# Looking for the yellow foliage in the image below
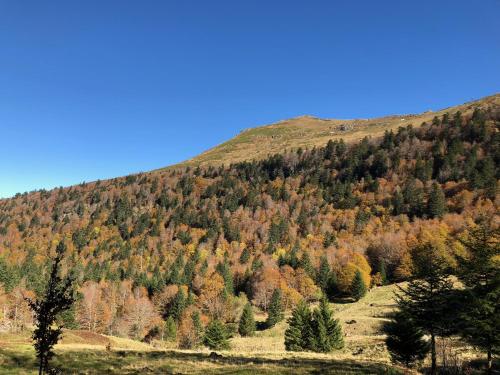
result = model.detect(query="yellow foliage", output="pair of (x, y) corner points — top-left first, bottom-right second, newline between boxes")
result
(272, 247), (287, 261)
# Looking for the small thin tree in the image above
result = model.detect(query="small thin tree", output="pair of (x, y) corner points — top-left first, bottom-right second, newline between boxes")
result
(27, 241), (75, 375)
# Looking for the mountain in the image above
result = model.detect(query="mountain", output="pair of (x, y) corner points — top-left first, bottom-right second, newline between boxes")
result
(0, 94), (498, 359)
(180, 94), (500, 167)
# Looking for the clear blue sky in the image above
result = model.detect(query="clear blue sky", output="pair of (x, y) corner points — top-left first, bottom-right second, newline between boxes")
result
(1, 1), (499, 198)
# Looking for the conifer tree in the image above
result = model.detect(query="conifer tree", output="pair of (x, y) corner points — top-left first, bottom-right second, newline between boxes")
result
(299, 251), (315, 279)
(203, 319), (230, 350)
(284, 300), (312, 351)
(392, 190), (404, 216)
(27, 242), (75, 375)
(191, 310), (203, 348)
(238, 302), (256, 337)
(384, 311), (429, 367)
(457, 222), (500, 373)
(317, 256), (331, 292)
(351, 270), (367, 301)
(311, 297), (344, 352)
(396, 242), (455, 375)
(427, 182), (446, 218)
(169, 288), (186, 322)
(326, 271), (339, 300)
(164, 316), (177, 341)
(266, 288), (284, 328)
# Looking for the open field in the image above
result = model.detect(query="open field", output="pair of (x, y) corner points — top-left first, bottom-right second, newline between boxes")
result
(0, 285), (405, 374)
(0, 284), (489, 374)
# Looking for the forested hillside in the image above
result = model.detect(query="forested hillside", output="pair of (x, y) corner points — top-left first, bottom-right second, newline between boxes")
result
(0, 99), (498, 353)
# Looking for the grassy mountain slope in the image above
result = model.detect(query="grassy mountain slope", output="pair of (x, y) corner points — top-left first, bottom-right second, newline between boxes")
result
(180, 94), (499, 167)
(0, 94), (498, 374)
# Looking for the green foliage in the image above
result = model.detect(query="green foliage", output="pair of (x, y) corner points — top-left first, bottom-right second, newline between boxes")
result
(285, 298), (343, 353)
(168, 288), (186, 322)
(27, 242), (75, 375)
(384, 311), (429, 367)
(239, 247), (250, 264)
(203, 320), (230, 350)
(396, 242), (456, 374)
(317, 256), (331, 292)
(456, 222), (500, 371)
(164, 316), (177, 341)
(0, 257), (20, 293)
(284, 300), (312, 351)
(310, 297), (344, 352)
(266, 288), (284, 328)
(351, 270), (366, 301)
(238, 303), (256, 337)
(299, 251), (315, 279)
(216, 259), (234, 295)
(427, 182), (446, 218)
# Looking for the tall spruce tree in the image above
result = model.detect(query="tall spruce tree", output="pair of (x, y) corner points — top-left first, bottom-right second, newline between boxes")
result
(169, 288), (186, 322)
(311, 297), (344, 352)
(203, 319), (230, 350)
(164, 316), (177, 341)
(384, 310), (430, 368)
(284, 300), (312, 351)
(457, 222), (500, 373)
(427, 182), (446, 218)
(27, 242), (75, 375)
(317, 256), (331, 293)
(351, 270), (367, 301)
(238, 302), (256, 337)
(396, 242), (455, 375)
(379, 259), (388, 285)
(266, 288), (284, 328)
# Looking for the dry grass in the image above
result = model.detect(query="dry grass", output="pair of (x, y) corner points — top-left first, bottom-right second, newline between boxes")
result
(0, 283), (490, 374)
(171, 94), (499, 168)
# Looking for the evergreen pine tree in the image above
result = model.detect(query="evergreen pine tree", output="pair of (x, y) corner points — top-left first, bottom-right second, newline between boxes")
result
(164, 316), (177, 341)
(216, 260), (234, 295)
(238, 302), (256, 337)
(317, 256), (331, 292)
(299, 251), (315, 279)
(239, 247), (250, 264)
(427, 182), (446, 218)
(311, 297), (344, 352)
(351, 270), (367, 301)
(266, 288), (284, 328)
(457, 222), (500, 373)
(326, 272), (339, 300)
(191, 310), (203, 348)
(379, 259), (388, 285)
(403, 178), (425, 218)
(284, 300), (312, 351)
(203, 320), (230, 350)
(396, 242), (455, 375)
(392, 190), (404, 216)
(27, 242), (75, 375)
(169, 288), (186, 322)
(384, 311), (430, 367)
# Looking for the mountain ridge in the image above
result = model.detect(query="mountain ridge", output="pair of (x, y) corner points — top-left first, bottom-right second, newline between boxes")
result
(178, 93), (499, 168)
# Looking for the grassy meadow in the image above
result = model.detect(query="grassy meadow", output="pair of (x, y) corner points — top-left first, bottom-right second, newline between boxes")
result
(0, 284), (486, 374)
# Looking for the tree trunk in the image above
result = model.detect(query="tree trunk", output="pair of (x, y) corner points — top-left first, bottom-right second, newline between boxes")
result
(38, 354), (44, 375)
(487, 348), (492, 374)
(430, 333), (437, 375)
